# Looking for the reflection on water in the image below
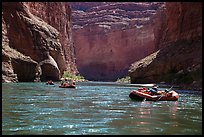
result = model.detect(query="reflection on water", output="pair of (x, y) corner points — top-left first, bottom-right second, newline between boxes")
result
(2, 82), (202, 135)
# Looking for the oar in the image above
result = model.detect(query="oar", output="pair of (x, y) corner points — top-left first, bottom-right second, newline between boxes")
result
(156, 86), (173, 101)
(169, 85), (173, 90)
(156, 95), (164, 101)
(165, 85), (173, 92)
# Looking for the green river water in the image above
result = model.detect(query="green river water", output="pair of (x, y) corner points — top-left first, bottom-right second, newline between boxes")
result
(2, 81), (202, 135)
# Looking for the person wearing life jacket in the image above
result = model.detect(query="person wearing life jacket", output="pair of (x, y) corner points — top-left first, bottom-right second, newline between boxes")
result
(60, 78), (69, 87)
(167, 90), (179, 98)
(65, 78), (70, 86)
(147, 86), (158, 95)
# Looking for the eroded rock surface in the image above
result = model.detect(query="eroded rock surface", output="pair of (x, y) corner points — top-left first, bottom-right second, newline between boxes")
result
(2, 2), (77, 82)
(25, 2), (78, 74)
(70, 2), (165, 81)
(129, 2), (202, 90)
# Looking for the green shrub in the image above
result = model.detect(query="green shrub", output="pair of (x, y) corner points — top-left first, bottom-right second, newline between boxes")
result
(116, 76), (131, 83)
(62, 71), (86, 81)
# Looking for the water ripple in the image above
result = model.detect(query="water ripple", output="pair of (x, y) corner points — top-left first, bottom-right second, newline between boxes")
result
(2, 82), (202, 135)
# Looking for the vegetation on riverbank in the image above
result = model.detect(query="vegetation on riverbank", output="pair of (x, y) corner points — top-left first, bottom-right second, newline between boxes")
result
(116, 76), (131, 83)
(62, 71), (87, 82)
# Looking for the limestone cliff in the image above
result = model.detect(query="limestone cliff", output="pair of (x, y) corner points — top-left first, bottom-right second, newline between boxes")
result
(129, 2), (202, 90)
(2, 2), (77, 82)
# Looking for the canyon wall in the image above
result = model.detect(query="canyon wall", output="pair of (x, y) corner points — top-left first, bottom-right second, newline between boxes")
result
(25, 2), (78, 74)
(74, 23), (156, 81)
(129, 2), (202, 90)
(71, 2), (165, 81)
(71, 2), (164, 31)
(2, 2), (77, 82)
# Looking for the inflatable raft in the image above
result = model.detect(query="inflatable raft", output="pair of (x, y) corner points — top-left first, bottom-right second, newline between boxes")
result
(129, 88), (179, 101)
(59, 84), (76, 88)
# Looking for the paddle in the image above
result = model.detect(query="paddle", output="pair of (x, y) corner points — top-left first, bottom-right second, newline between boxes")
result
(156, 95), (164, 101)
(169, 85), (173, 90)
(156, 85), (174, 101)
(165, 85), (173, 92)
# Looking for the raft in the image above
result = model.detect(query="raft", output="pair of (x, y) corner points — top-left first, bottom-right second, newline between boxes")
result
(46, 82), (54, 85)
(129, 89), (179, 101)
(59, 84), (76, 88)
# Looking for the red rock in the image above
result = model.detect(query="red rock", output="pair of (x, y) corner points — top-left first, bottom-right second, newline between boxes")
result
(71, 2), (165, 80)
(2, 2), (77, 82)
(128, 2), (202, 90)
(157, 2), (202, 49)
(25, 2), (78, 74)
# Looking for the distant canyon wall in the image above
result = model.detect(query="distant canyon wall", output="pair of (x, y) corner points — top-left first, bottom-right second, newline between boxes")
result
(73, 23), (156, 81)
(2, 2), (77, 82)
(71, 2), (165, 81)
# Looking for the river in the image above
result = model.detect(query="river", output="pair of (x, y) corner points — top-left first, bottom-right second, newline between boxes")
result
(2, 81), (202, 135)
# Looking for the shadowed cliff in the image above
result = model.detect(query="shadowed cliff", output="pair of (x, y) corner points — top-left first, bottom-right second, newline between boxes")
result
(129, 2), (202, 90)
(2, 2), (77, 82)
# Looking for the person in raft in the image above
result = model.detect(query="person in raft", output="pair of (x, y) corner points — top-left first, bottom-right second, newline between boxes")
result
(72, 80), (76, 86)
(60, 79), (65, 85)
(147, 86), (158, 95)
(147, 86), (173, 96)
(46, 80), (54, 85)
(61, 78), (69, 86)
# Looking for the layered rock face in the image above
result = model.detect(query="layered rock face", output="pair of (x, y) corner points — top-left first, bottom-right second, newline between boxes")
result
(71, 2), (164, 31)
(25, 2), (78, 74)
(74, 24), (156, 81)
(2, 2), (77, 82)
(70, 2), (165, 81)
(2, 15), (37, 82)
(156, 2), (202, 49)
(129, 2), (202, 89)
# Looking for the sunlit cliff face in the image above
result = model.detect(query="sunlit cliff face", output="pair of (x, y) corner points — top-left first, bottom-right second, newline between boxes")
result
(70, 2), (165, 81)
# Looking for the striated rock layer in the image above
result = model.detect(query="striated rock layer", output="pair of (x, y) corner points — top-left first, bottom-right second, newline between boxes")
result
(71, 2), (164, 31)
(71, 2), (165, 81)
(2, 2), (77, 82)
(74, 23), (156, 81)
(25, 2), (78, 74)
(129, 2), (202, 90)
